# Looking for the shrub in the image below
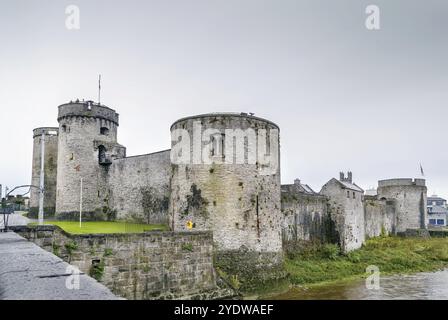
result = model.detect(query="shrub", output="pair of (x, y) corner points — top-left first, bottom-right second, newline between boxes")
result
(104, 248), (114, 257)
(321, 244), (340, 260)
(181, 243), (193, 252)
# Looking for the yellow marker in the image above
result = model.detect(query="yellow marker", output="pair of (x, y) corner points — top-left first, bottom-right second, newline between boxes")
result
(186, 220), (193, 229)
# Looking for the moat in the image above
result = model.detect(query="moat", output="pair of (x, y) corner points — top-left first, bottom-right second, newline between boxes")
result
(271, 269), (448, 300)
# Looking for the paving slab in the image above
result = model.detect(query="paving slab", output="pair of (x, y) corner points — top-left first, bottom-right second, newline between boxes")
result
(0, 232), (119, 300)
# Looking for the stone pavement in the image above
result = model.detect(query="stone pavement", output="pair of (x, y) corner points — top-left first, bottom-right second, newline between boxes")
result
(0, 212), (31, 229)
(0, 232), (119, 300)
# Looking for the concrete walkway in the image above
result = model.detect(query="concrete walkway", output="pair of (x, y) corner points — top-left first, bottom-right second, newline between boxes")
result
(0, 232), (119, 300)
(0, 212), (31, 229)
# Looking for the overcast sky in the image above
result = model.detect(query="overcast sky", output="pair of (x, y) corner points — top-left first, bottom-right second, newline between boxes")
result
(0, 0), (447, 197)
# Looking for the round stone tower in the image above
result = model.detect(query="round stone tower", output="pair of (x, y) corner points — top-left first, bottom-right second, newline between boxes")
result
(55, 101), (125, 220)
(29, 127), (59, 218)
(377, 178), (427, 232)
(169, 113), (284, 289)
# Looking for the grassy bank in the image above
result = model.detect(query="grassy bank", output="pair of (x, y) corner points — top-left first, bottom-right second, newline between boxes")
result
(285, 236), (448, 287)
(29, 220), (168, 234)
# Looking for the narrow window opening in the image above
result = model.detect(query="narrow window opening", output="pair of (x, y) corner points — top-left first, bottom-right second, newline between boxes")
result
(100, 127), (109, 136)
(98, 145), (107, 164)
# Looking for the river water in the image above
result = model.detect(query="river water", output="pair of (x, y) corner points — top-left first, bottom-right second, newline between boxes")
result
(271, 269), (448, 300)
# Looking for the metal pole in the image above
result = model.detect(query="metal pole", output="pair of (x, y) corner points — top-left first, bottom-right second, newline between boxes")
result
(79, 178), (83, 228)
(38, 132), (45, 225)
(98, 74), (101, 105)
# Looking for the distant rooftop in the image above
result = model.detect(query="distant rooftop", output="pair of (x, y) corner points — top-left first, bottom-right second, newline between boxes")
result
(281, 178), (319, 195)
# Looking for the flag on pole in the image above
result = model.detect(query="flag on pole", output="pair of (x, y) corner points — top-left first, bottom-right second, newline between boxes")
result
(419, 163), (424, 177)
(98, 74), (101, 104)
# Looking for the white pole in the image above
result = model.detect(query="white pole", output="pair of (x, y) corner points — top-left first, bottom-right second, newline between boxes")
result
(79, 178), (83, 228)
(38, 132), (45, 226)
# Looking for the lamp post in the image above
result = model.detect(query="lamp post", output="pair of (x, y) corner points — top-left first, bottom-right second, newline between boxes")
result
(79, 178), (83, 228)
(38, 132), (45, 226)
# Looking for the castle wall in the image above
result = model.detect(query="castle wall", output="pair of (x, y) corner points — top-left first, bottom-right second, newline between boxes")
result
(30, 128), (59, 217)
(281, 191), (336, 244)
(55, 102), (123, 220)
(320, 179), (365, 252)
(108, 150), (171, 223)
(169, 113), (285, 290)
(364, 196), (396, 238)
(377, 179), (427, 232)
(14, 225), (233, 300)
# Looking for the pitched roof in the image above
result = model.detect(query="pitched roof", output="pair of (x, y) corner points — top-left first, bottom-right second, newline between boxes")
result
(337, 180), (364, 193)
(428, 196), (446, 202)
(281, 182), (318, 195)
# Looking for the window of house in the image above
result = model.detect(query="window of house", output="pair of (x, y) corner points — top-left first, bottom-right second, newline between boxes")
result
(429, 219), (436, 225)
(347, 191), (350, 198)
(62, 125), (67, 133)
(437, 219), (445, 225)
(100, 127), (109, 135)
(353, 192), (356, 199)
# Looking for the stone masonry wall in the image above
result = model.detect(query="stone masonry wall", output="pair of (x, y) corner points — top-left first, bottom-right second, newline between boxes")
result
(169, 114), (282, 253)
(13, 225), (233, 300)
(281, 192), (337, 244)
(108, 150), (171, 224)
(377, 179), (427, 232)
(169, 113), (284, 291)
(364, 196), (396, 238)
(320, 179), (365, 253)
(55, 102), (122, 220)
(29, 128), (59, 217)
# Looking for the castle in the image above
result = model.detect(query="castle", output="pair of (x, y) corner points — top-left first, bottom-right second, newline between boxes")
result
(29, 101), (428, 286)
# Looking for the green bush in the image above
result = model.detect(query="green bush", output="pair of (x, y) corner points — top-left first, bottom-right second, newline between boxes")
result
(64, 241), (78, 255)
(321, 244), (340, 260)
(103, 248), (114, 257)
(285, 236), (448, 287)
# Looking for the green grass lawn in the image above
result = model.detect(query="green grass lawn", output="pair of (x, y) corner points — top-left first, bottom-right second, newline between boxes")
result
(285, 236), (448, 287)
(29, 220), (168, 234)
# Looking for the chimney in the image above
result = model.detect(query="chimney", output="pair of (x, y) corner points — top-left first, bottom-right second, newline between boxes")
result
(347, 171), (353, 183)
(294, 178), (301, 186)
(339, 172), (345, 181)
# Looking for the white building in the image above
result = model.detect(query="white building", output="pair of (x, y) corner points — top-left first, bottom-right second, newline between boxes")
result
(427, 195), (447, 227)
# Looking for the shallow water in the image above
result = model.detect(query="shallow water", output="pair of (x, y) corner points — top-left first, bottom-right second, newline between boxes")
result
(271, 269), (448, 300)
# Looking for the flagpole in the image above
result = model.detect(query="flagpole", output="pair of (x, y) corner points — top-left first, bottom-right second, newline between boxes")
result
(98, 74), (101, 105)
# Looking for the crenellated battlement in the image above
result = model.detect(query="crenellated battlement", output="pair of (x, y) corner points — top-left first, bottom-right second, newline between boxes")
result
(32, 127), (59, 138)
(378, 178), (426, 188)
(57, 101), (119, 125)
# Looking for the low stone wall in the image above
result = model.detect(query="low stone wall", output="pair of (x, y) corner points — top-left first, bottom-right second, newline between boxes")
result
(214, 249), (287, 292)
(13, 225), (234, 300)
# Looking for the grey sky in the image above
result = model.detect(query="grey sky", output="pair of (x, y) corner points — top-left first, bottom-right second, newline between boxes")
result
(1, 0), (447, 197)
